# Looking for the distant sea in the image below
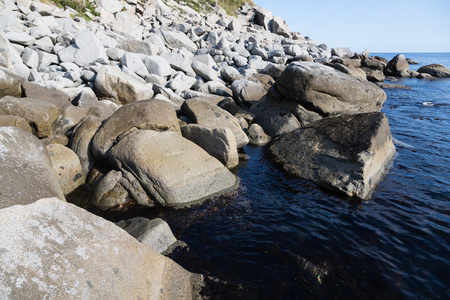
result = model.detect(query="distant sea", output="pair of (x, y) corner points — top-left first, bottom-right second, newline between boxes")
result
(111, 53), (450, 299)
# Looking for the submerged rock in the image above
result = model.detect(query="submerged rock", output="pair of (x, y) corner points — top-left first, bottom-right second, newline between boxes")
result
(270, 112), (396, 199)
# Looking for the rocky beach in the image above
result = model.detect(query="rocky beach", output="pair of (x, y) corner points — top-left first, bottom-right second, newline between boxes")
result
(1, 0), (449, 298)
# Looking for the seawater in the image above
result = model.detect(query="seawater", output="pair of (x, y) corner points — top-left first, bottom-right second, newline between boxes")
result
(110, 53), (450, 299)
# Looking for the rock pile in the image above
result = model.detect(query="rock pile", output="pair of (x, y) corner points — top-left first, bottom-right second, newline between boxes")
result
(0, 0), (446, 297)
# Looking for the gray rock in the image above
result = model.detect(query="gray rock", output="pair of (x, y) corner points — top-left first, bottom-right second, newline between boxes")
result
(156, 27), (197, 52)
(220, 66), (243, 84)
(160, 52), (194, 74)
(362, 57), (385, 70)
(0, 66), (24, 98)
(260, 63), (286, 80)
(122, 52), (149, 78)
(0, 198), (203, 299)
(0, 96), (60, 138)
(168, 72), (196, 92)
(0, 127), (65, 209)
(274, 62), (387, 116)
(21, 81), (71, 109)
(331, 47), (353, 58)
(182, 98), (249, 148)
(234, 55), (248, 67)
(192, 61), (220, 82)
(94, 65), (154, 104)
(181, 124), (239, 169)
(106, 48), (126, 61)
(384, 54), (409, 76)
(231, 78), (267, 108)
(91, 170), (136, 209)
(73, 29), (108, 67)
(247, 123), (271, 146)
(109, 129), (238, 208)
(143, 55), (172, 77)
(366, 69), (385, 82)
(46, 143), (84, 194)
(417, 64), (450, 78)
(0, 33), (14, 71)
(271, 16), (290, 38)
(249, 95), (301, 137)
(0, 115), (32, 133)
(116, 218), (178, 254)
(251, 46), (268, 60)
(21, 47), (39, 69)
(334, 63), (366, 80)
(254, 6), (273, 30)
(92, 99), (180, 162)
(70, 115), (102, 177)
(29, 25), (52, 39)
(4, 31), (36, 46)
(270, 112), (396, 199)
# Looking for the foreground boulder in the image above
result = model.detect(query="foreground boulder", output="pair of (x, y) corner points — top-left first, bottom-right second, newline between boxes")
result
(109, 130), (238, 208)
(274, 62), (387, 116)
(270, 112), (396, 199)
(0, 198), (203, 299)
(0, 66), (23, 98)
(417, 64), (450, 78)
(0, 127), (65, 209)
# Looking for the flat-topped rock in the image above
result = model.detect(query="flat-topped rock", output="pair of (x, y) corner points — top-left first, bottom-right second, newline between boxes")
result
(270, 112), (396, 199)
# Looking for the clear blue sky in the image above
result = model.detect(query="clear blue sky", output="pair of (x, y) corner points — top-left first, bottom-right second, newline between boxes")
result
(253, 0), (450, 53)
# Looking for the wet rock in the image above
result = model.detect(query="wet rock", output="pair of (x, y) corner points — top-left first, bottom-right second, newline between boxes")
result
(270, 112), (396, 199)
(0, 198), (203, 299)
(108, 130), (238, 208)
(274, 62), (387, 116)
(0, 127), (65, 209)
(46, 143), (84, 194)
(247, 123), (271, 146)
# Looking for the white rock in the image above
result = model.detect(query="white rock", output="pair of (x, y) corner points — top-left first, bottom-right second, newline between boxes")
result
(95, 0), (124, 14)
(143, 55), (171, 77)
(4, 32), (35, 46)
(21, 47), (39, 69)
(122, 52), (149, 78)
(73, 29), (108, 67)
(168, 72), (196, 92)
(29, 25), (52, 39)
(34, 36), (54, 52)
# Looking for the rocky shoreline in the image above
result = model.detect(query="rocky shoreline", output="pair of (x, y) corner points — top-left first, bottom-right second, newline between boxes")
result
(1, 0), (450, 298)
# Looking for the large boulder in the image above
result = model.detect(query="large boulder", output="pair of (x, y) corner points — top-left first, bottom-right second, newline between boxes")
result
(269, 112), (396, 199)
(181, 124), (239, 169)
(384, 54), (409, 76)
(0, 66), (23, 98)
(94, 66), (154, 105)
(417, 64), (450, 78)
(181, 98), (249, 148)
(274, 62), (387, 116)
(0, 127), (65, 209)
(108, 130), (238, 208)
(92, 99), (180, 161)
(0, 198), (203, 299)
(0, 96), (60, 138)
(46, 144), (84, 195)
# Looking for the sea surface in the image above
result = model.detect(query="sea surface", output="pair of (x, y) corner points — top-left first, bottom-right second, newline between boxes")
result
(106, 53), (450, 299)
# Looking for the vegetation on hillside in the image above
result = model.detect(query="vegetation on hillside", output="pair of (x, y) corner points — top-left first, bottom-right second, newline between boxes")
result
(50, 0), (99, 20)
(173, 0), (253, 16)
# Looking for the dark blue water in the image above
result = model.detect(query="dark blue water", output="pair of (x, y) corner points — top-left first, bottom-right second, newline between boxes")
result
(111, 53), (450, 299)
